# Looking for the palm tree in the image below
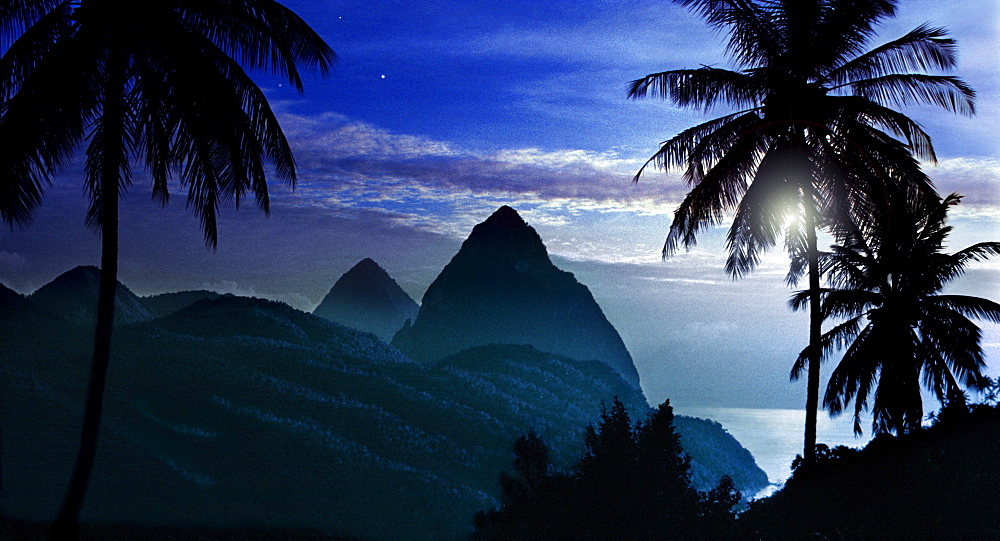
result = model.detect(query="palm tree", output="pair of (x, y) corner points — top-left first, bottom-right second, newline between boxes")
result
(627, 0), (974, 462)
(791, 193), (1000, 436)
(0, 0), (334, 534)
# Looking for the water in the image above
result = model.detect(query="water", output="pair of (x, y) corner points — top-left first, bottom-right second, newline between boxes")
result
(674, 406), (872, 495)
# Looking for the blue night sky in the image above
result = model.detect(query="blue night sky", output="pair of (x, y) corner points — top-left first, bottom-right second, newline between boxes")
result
(2, 0), (998, 420)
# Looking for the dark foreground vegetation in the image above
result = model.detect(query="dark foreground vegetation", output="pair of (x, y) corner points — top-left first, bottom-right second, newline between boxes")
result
(4, 398), (996, 540)
(740, 401), (1000, 540)
(472, 399), (742, 540)
(474, 399), (1000, 540)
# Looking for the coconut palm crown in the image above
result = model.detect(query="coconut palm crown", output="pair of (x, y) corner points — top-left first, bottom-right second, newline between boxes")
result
(1, 0), (336, 238)
(628, 0), (974, 461)
(791, 193), (1000, 436)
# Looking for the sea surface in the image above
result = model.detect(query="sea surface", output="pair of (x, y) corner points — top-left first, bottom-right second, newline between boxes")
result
(674, 406), (873, 497)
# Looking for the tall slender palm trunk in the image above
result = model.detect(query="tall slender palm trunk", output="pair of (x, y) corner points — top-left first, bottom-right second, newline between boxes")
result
(52, 58), (125, 540)
(803, 192), (822, 464)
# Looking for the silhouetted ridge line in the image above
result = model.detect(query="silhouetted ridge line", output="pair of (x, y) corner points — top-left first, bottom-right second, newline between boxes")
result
(28, 265), (155, 325)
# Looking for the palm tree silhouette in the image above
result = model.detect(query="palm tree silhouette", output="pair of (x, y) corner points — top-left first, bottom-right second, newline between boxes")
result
(628, 0), (974, 462)
(0, 1), (334, 535)
(791, 193), (1000, 436)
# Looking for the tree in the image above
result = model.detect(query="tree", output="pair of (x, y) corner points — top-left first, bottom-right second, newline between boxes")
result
(0, 1), (334, 535)
(635, 400), (700, 538)
(791, 193), (1000, 435)
(627, 0), (974, 462)
(472, 399), (738, 540)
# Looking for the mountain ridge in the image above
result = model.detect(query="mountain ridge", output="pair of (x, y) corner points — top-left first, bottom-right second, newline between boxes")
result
(27, 265), (156, 326)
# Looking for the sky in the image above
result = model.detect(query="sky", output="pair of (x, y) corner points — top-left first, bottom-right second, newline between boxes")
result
(2, 0), (998, 429)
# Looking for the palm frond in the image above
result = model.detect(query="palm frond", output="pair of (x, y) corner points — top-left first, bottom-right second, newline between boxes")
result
(84, 56), (137, 232)
(930, 295), (1000, 325)
(821, 322), (879, 434)
(725, 143), (802, 276)
(662, 128), (769, 256)
(813, 0), (897, 69)
(0, 29), (96, 227)
(628, 67), (763, 111)
(799, 314), (869, 380)
(131, 61), (173, 206)
(952, 241), (1000, 267)
(0, 2), (73, 101)
(783, 200), (809, 285)
(178, 0), (335, 92)
(827, 95), (938, 162)
(919, 345), (964, 404)
(824, 24), (959, 86)
(633, 110), (761, 181)
(0, 0), (63, 50)
(674, 0), (781, 67)
(843, 74), (975, 117)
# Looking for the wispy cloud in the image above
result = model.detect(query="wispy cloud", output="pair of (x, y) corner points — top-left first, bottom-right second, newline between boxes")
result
(276, 110), (687, 230)
(932, 157), (1000, 214)
(272, 106), (1000, 271)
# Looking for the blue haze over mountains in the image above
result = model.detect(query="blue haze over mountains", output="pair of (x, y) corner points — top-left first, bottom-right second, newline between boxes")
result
(1, 207), (767, 539)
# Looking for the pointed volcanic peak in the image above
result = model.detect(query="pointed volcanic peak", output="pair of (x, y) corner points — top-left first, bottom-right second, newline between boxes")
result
(313, 258), (420, 341)
(28, 266), (156, 326)
(392, 206), (642, 389)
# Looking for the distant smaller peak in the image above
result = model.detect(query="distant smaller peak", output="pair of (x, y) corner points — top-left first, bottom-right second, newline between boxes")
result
(51, 265), (101, 284)
(67, 265), (100, 275)
(483, 205), (527, 228)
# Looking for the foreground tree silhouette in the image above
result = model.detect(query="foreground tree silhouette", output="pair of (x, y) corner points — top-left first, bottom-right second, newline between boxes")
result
(791, 193), (1000, 435)
(628, 0), (974, 462)
(0, 1), (334, 535)
(473, 399), (738, 540)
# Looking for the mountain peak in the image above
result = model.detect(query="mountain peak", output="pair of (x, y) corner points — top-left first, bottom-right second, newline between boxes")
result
(453, 206), (551, 273)
(313, 258), (419, 341)
(482, 205), (527, 228)
(50, 265), (101, 286)
(348, 258), (388, 279)
(28, 266), (155, 325)
(392, 207), (642, 389)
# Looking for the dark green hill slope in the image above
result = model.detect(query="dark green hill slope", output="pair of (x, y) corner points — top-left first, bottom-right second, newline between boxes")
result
(3, 294), (766, 540)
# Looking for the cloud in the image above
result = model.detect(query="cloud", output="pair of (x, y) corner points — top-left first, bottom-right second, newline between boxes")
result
(273, 110), (689, 242)
(268, 103), (1000, 271)
(931, 157), (1000, 214)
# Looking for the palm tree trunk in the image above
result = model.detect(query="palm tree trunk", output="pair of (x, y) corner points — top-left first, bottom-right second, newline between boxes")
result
(803, 192), (822, 464)
(51, 188), (118, 540)
(52, 59), (125, 540)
